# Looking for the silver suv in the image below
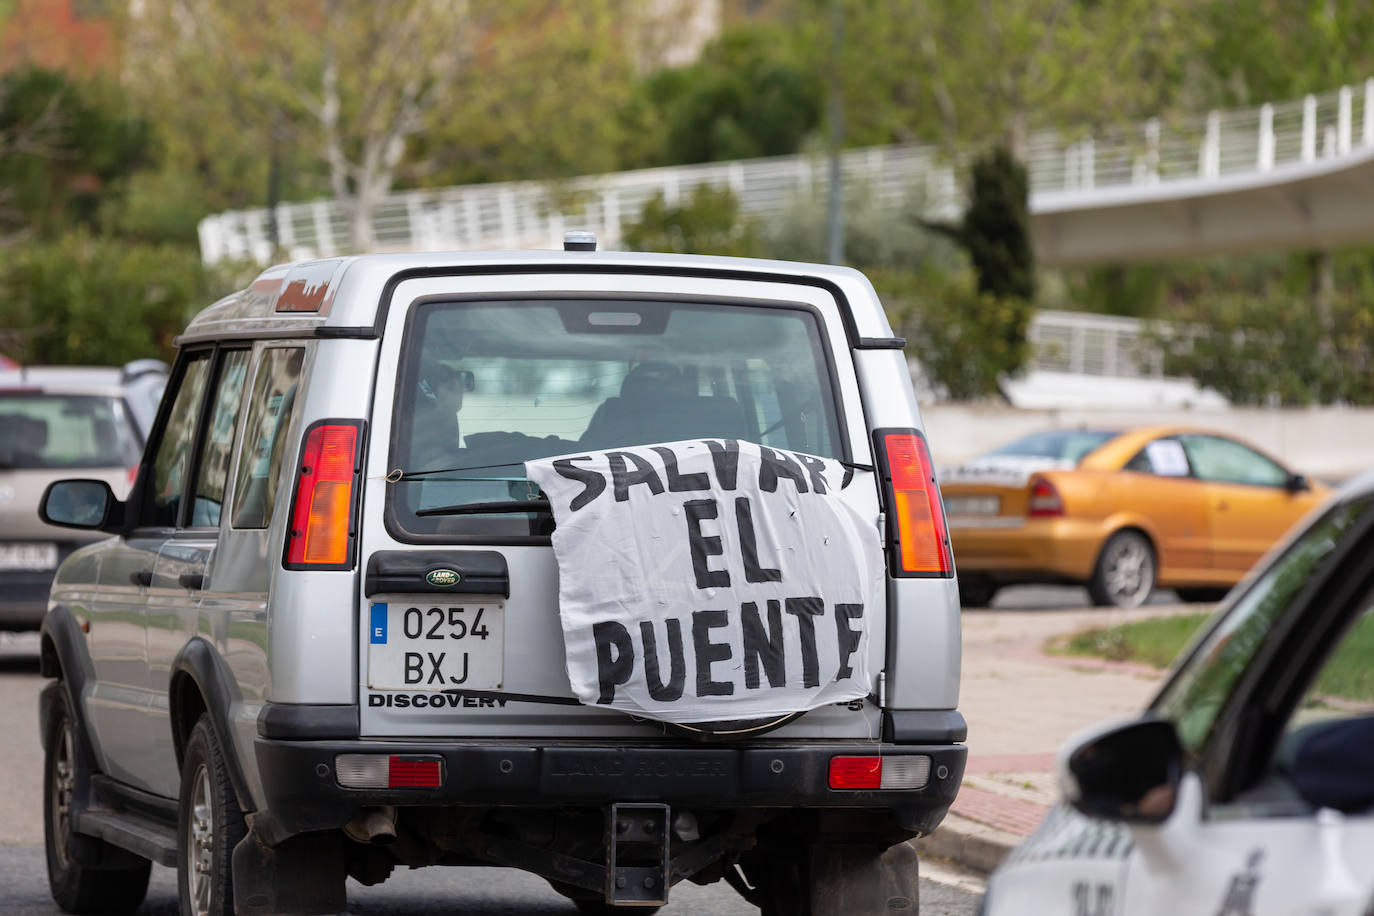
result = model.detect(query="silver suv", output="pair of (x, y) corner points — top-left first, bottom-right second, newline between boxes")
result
(37, 244), (964, 915)
(0, 360), (166, 630)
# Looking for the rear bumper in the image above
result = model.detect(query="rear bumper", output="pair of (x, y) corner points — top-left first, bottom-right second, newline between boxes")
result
(0, 572), (53, 629)
(949, 516), (1105, 583)
(251, 737), (967, 844)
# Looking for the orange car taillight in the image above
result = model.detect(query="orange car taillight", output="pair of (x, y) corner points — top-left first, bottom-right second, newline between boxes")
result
(283, 420), (363, 569)
(873, 428), (953, 577)
(1027, 475), (1064, 517)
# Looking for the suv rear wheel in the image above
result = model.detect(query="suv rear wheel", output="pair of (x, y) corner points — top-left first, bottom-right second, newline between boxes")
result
(742, 835), (920, 915)
(177, 715), (247, 916)
(43, 684), (151, 915)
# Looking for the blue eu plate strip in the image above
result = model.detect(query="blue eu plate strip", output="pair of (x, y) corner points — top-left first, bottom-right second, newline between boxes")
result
(370, 603), (387, 644)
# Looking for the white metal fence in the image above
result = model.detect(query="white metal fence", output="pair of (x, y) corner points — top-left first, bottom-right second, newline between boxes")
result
(199, 79), (1374, 269)
(1026, 310), (1163, 378)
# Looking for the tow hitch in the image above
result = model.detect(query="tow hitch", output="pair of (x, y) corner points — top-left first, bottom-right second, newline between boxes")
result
(606, 803), (671, 906)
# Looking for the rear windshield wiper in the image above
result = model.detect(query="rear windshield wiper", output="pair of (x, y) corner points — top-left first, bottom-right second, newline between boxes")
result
(416, 498), (552, 517)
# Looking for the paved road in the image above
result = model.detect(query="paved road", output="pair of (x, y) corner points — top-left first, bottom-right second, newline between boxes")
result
(0, 632), (981, 915)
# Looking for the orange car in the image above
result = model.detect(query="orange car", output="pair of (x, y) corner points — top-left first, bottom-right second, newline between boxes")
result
(940, 426), (1328, 608)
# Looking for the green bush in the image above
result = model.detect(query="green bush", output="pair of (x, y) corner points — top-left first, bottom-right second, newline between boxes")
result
(0, 231), (204, 366)
(872, 267), (1033, 401)
(1154, 292), (1374, 405)
(620, 184), (761, 257)
(758, 179), (964, 272)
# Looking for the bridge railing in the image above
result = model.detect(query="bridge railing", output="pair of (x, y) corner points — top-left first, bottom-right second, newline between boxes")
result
(198, 80), (1374, 266)
(1031, 79), (1374, 199)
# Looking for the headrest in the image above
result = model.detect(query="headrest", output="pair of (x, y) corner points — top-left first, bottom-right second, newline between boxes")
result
(620, 362), (693, 399)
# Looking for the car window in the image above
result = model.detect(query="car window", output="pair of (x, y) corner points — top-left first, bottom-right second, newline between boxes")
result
(1153, 495), (1374, 753)
(1125, 438), (1191, 477)
(141, 353), (211, 528)
(388, 298), (843, 539)
(985, 430), (1116, 464)
(189, 350), (251, 528)
(1178, 434), (1288, 487)
(1276, 593), (1374, 812)
(0, 393), (141, 469)
(232, 347), (304, 529)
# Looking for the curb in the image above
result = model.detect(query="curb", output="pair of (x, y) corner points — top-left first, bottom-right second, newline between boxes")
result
(912, 813), (1022, 875)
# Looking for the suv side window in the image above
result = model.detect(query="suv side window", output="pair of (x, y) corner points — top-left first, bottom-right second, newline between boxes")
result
(189, 349), (251, 528)
(232, 347), (305, 529)
(141, 353), (211, 528)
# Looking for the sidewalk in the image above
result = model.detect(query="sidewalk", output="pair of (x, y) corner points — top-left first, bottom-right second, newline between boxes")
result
(914, 598), (1200, 873)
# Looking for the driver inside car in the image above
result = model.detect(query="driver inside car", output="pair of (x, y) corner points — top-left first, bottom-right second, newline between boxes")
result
(409, 362), (473, 468)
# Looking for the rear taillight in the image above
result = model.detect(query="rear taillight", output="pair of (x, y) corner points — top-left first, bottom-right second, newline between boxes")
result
(873, 429), (953, 576)
(1027, 476), (1064, 517)
(828, 755), (932, 790)
(334, 754), (445, 789)
(283, 420), (363, 569)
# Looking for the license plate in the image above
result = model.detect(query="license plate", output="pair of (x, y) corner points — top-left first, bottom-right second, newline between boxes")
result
(0, 542), (58, 570)
(367, 598), (504, 692)
(944, 495), (1000, 517)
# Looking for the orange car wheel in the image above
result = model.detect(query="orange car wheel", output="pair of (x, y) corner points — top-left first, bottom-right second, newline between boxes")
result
(1088, 530), (1156, 608)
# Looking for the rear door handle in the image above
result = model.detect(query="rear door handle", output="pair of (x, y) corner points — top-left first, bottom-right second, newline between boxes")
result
(178, 573), (205, 591)
(129, 569), (153, 588)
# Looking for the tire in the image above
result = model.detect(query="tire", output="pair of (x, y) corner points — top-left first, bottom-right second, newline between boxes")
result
(745, 840), (920, 916)
(1088, 530), (1156, 608)
(43, 684), (151, 915)
(1175, 586), (1230, 603)
(177, 715), (247, 916)
(958, 578), (999, 608)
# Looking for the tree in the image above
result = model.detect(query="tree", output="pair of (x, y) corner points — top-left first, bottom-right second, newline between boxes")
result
(627, 22), (823, 168)
(0, 67), (149, 243)
(123, 1), (660, 252)
(125, 0), (478, 252)
(831, 0), (1197, 157)
(962, 147), (1035, 300)
(620, 185), (760, 257)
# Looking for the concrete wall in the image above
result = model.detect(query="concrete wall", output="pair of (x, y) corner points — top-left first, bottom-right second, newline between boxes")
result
(921, 404), (1374, 483)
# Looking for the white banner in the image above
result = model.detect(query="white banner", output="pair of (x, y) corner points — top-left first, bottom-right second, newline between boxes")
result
(525, 439), (883, 724)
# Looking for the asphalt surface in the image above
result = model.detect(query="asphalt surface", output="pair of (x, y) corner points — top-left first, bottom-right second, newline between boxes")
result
(0, 630), (982, 915)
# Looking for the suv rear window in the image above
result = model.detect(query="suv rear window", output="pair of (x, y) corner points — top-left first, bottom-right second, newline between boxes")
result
(0, 393), (140, 469)
(388, 297), (843, 539)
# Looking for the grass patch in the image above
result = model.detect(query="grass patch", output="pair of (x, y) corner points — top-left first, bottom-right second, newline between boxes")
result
(1052, 613), (1211, 668)
(1311, 614), (1374, 703)
(1056, 611), (1374, 704)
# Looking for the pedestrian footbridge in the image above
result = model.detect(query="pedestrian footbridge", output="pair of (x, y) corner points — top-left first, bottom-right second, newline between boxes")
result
(198, 80), (1374, 269)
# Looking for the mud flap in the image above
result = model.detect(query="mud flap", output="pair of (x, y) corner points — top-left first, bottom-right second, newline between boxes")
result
(232, 827), (346, 916)
(606, 803), (670, 906)
(809, 841), (919, 915)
